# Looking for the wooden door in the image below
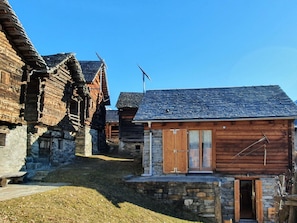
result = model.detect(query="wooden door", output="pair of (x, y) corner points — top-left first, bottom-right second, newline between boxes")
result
(255, 180), (263, 223)
(234, 179), (263, 223)
(234, 179), (240, 222)
(163, 129), (188, 173)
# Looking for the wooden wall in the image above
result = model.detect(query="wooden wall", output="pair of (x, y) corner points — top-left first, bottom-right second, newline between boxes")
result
(148, 119), (294, 175)
(86, 70), (102, 126)
(26, 63), (83, 129)
(0, 31), (25, 124)
(119, 108), (143, 143)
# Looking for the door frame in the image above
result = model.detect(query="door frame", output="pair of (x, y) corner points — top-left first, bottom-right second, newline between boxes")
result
(234, 178), (263, 223)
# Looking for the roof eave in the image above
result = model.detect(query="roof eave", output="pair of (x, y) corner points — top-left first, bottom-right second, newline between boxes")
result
(133, 116), (297, 124)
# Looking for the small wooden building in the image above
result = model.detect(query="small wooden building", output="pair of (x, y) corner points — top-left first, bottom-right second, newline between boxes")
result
(25, 53), (89, 168)
(105, 110), (119, 143)
(0, 0), (47, 173)
(133, 85), (297, 222)
(116, 92), (143, 156)
(78, 60), (110, 154)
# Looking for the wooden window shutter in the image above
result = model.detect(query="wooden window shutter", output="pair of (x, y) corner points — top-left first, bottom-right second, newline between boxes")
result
(255, 180), (263, 223)
(163, 129), (188, 173)
(234, 179), (240, 222)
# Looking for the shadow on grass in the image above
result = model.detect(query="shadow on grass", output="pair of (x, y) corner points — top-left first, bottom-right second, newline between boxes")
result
(43, 154), (200, 222)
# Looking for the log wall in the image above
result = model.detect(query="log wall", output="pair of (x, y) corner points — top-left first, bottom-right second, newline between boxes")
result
(148, 119), (294, 175)
(0, 30), (25, 124)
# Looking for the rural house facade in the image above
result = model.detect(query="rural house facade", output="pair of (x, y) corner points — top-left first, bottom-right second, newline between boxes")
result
(76, 60), (110, 155)
(25, 53), (90, 173)
(131, 85), (297, 223)
(0, 0), (47, 174)
(116, 92), (143, 156)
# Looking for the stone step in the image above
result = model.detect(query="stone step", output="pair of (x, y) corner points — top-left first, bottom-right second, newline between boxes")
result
(30, 170), (51, 181)
(239, 219), (257, 223)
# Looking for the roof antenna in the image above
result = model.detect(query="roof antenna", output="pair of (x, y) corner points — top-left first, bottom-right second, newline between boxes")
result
(96, 52), (108, 69)
(137, 64), (151, 93)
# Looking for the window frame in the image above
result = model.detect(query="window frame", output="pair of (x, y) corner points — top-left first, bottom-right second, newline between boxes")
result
(188, 129), (213, 172)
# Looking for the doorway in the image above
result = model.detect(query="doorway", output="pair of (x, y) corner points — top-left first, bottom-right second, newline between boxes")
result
(240, 180), (255, 219)
(234, 179), (263, 222)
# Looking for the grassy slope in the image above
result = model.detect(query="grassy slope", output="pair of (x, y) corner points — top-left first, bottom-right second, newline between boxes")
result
(0, 155), (202, 223)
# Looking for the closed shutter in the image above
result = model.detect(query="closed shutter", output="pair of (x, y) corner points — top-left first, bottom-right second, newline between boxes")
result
(234, 179), (240, 222)
(163, 129), (188, 173)
(255, 180), (263, 223)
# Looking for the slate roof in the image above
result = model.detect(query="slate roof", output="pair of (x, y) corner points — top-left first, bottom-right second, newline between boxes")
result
(42, 53), (74, 69)
(41, 53), (88, 94)
(134, 85), (297, 122)
(0, 0), (46, 69)
(106, 110), (119, 123)
(116, 92), (144, 109)
(79, 61), (103, 83)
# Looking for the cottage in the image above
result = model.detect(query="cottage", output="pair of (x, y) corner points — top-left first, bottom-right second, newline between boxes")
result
(132, 85), (297, 222)
(25, 53), (89, 171)
(0, 0), (47, 174)
(116, 92), (143, 156)
(105, 110), (119, 143)
(77, 60), (110, 155)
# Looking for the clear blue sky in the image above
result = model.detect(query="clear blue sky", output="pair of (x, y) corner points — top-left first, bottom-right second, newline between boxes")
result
(9, 0), (297, 109)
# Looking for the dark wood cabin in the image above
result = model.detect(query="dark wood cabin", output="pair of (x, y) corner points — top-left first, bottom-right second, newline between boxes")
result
(0, 0), (47, 173)
(78, 60), (110, 154)
(105, 110), (119, 143)
(116, 92), (143, 156)
(25, 53), (89, 168)
(133, 85), (297, 223)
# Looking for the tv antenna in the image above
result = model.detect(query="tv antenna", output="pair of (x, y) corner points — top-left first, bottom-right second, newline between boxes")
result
(137, 64), (151, 93)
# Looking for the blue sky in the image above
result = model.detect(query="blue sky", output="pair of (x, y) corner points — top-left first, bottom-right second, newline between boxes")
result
(9, 0), (297, 109)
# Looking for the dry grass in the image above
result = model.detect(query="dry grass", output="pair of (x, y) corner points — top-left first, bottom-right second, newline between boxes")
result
(0, 154), (202, 223)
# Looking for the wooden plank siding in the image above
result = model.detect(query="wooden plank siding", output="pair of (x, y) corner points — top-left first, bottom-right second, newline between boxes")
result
(119, 108), (143, 142)
(147, 119), (293, 175)
(0, 31), (25, 124)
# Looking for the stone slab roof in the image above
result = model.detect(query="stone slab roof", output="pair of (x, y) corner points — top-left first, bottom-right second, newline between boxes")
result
(106, 110), (119, 123)
(42, 53), (73, 69)
(116, 92), (144, 109)
(134, 85), (297, 122)
(0, 0), (46, 69)
(79, 61), (103, 83)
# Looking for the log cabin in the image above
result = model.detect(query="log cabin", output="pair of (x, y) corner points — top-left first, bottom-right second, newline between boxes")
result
(77, 60), (110, 154)
(25, 53), (89, 169)
(105, 110), (119, 144)
(132, 85), (297, 222)
(0, 0), (47, 174)
(116, 92), (143, 156)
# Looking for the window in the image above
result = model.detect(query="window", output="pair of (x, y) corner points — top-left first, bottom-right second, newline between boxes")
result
(188, 130), (212, 171)
(0, 133), (6, 146)
(39, 139), (51, 157)
(163, 129), (213, 174)
(0, 71), (10, 84)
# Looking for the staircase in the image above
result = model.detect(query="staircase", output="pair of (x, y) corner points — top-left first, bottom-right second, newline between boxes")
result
(24, 156), (53, 181)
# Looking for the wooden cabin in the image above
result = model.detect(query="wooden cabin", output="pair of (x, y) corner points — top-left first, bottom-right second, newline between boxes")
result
(105, 110), (119, 143)
(78, 60), (110, 154)
(116, 92), (143, 156)
(0, 0), (47, 173)
(25, 53), (89, 168)
(133, 85), (297, 222)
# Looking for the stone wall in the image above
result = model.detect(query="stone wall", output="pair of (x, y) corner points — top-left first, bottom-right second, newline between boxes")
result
(0, 125), (27, 173)
(119, 140), (143, 157)
(143, 130), (163, 175)
(75, 126), (93, 156)
(27, 128), (76, 170)
(50, 130), (76, 166)
(126, 179), (221, 222)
